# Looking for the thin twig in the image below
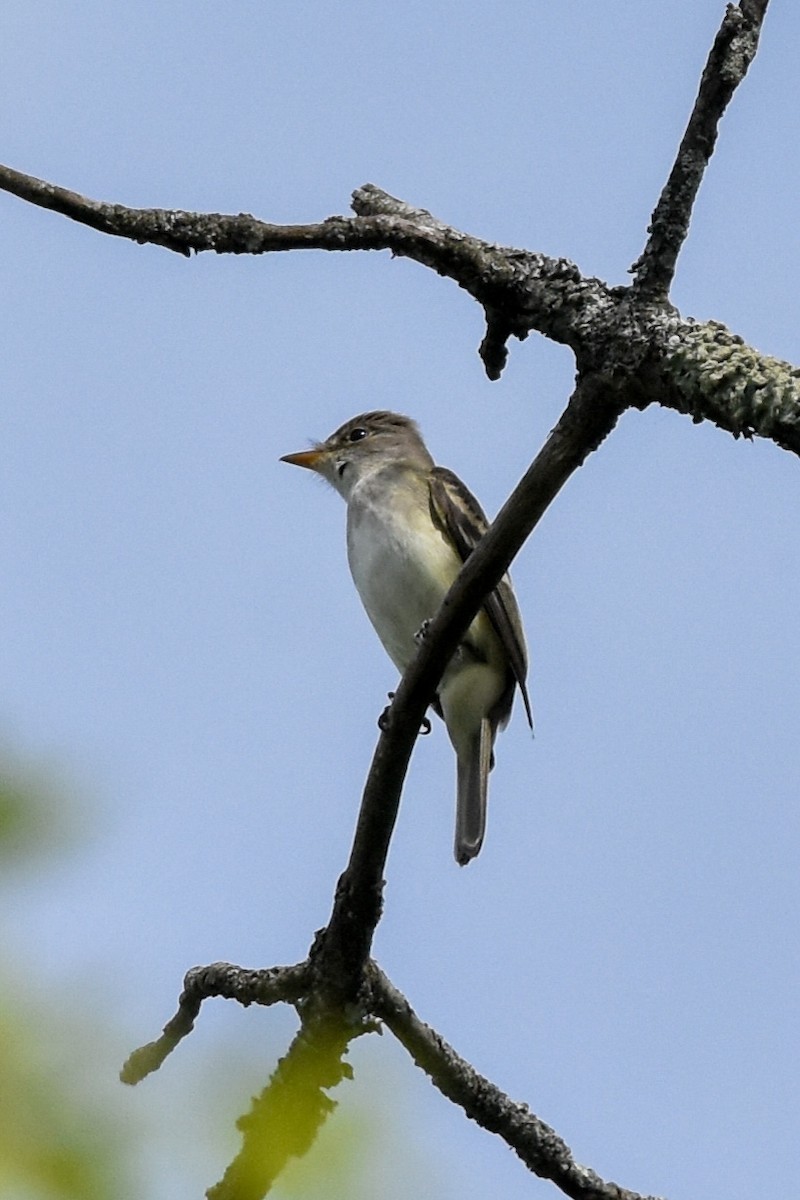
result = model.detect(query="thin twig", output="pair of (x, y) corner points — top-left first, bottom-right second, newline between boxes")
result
(631, 0), (770, 298)
(370, 963), (663, 1200)
(121, 961), (310, 1084)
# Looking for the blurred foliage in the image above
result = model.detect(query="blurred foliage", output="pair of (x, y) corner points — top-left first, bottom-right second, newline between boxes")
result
(0, 996), (135, 1200)
(209, 1020), (350, 1200)
(0, 753), (136, 1200)
(209, 1032), (432, 1200)
(0, 757), (84, 870)
(0, 752), (430, 1200)
(273, 1078), (429, 1200)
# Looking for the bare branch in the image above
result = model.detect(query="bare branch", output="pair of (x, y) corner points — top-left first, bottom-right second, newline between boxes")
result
(6, 160), (797, 461)
(316, 374), (627, 1001)
(479, 308), (516, 380)
(351, 182), (446, 228)
(370, 964), (662, 1200)
(0, 162), (611, 373)
(631, 0), (770, 298)
(124, 947), (662, 1200)
(121, 960), (310, 1084)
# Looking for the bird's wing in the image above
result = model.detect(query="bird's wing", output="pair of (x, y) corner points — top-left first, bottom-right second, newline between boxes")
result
(428, 466), (533, 728)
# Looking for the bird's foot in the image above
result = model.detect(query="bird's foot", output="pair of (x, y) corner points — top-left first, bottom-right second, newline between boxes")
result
(378, 692), (432, 736)
(413, 619), (431, 645)
(378, 692), (395, 731)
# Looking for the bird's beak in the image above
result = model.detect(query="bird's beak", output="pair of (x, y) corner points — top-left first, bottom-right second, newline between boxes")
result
(280, 448), (325, 471)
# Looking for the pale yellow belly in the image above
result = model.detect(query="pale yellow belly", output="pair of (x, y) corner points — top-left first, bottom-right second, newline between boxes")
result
(346, 479), (505, 742)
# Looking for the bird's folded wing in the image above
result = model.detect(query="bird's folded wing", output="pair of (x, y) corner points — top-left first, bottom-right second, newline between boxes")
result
(428, 466), (533, 728)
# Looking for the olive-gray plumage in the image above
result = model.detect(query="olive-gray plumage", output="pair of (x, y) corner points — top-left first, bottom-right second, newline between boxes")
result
(281, 411), (531, 863)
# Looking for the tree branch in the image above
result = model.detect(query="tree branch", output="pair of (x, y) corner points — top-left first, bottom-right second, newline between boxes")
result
(370, 964), (662, 1200)
(123, 950), (662, 1200)
(0, 161), (611, 373)
(630, 0), (770, 299)
(120, 961), (310, 1084)
(647, 316), (800, 456)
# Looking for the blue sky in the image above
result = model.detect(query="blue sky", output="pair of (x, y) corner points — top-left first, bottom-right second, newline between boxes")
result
(2, 3), (799, 1197)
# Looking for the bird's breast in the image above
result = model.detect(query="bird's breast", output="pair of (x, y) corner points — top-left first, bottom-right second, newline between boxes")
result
(346, 474), (462, 674)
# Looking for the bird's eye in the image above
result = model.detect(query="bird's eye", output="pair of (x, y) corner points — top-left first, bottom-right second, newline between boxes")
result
(347, 427), (368, 442)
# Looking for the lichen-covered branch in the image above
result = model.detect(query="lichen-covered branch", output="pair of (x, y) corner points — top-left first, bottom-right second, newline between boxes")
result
(647, 316), (800, 454)
(2, 160), (794, 459)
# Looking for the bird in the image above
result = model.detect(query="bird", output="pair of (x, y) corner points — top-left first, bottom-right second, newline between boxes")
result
(281, 410), (532, 864)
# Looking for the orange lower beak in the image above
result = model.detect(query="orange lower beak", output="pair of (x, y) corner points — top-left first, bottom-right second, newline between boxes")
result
(280, 449), (324, 470)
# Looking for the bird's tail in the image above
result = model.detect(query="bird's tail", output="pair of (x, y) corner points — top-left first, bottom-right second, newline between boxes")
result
(454, 717), (493, 865)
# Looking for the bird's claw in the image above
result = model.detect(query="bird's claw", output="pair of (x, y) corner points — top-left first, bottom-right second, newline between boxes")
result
(414, 619), (431, 645)
(378, 692), (396, 731)
(378, 691), (432, 736)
